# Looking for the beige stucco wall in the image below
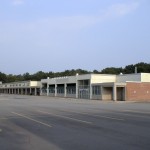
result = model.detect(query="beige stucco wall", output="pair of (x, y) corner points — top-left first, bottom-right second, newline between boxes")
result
(42, 74), (116, 86)
(91, 74), (116, 84)
(30, 81), (41, 87)
(102, 87), (113, 100)
(141, 73), (150, 82)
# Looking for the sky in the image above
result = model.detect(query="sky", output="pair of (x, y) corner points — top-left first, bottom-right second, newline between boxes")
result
(0, 0), (150, 74)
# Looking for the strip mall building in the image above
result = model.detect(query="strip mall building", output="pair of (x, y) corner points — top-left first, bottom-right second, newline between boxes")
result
(0, 81), (41, 96)
(41, 73), (150, 101)
(0, 73), (150, 101)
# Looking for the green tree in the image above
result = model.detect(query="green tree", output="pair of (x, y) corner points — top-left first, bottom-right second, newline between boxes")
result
(93, 70), (99, 74)
(0, 72), (7, 83)
(7, 74), (17, 82)
(23, 72), (31, 81)
(101, 67), (123, 74)
(32, 71), (48, 81)
(135, 62), (150, 73)
(123, 64), (135, 74)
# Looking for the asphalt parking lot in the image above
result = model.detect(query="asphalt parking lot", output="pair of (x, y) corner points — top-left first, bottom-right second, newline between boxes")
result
(0, 94), (150, 150)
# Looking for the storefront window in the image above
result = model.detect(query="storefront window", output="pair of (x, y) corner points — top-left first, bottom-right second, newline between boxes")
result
(92, 86), (101, 95)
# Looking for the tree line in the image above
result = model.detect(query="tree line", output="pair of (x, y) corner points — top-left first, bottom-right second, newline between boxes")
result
(0, 62), (150, 83)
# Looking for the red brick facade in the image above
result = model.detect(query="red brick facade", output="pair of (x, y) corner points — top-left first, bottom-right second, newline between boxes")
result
(126, 82), (150, 101)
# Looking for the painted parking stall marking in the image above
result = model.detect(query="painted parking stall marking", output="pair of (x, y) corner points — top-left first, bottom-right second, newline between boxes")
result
(38, 110), (93, 125)
(12, 112), (52, 128)
(54, 109), (125, 121)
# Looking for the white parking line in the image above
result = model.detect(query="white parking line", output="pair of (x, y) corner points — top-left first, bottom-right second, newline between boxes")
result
(123, 110), (150, 114)
(38, 110), (93, 125)
(0, 117), (11, 120)
(90, 114), (124, 121)
(96, 109), (150, 119)
(11, 112), (52, 128)
(56, 109), (125, 121)
(0, 116), (25, 120)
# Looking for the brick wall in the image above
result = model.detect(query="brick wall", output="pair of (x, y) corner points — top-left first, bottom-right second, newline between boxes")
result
(126, 82), (150, 101)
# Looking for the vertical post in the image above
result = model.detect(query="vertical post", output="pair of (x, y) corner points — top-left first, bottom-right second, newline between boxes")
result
(76, 74), (78, 99)
(113, 84), (117, 101)
(40, 87), (42, 96)
(64, 83), (67, 97)
(76, 82), (78, 99)
(101, 86), (103, 100)
(47, 77), (50, 96)
(55, 84), (57, 97)
(47, 83), (49, 96)
(30, 88), (31, 95)
(123, 87), (126, 101)
(90, 84), (92, 99)
(40, 82), (43, 96)
(35, 88), (37, 96)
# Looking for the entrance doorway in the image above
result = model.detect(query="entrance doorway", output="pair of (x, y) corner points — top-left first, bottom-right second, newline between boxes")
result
(78, 88), (90, 99)
(117, 87), (125, 101)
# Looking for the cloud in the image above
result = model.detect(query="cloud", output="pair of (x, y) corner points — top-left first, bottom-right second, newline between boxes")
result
(12, 0), (24, 6)
(104, 2), (140, 19)
(0, 1), (140, 44)
(8, 1), (140, 30)
(32, 15), (97, 31)
(33, 2), (140, 30)
(40, 2), (140, 30)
